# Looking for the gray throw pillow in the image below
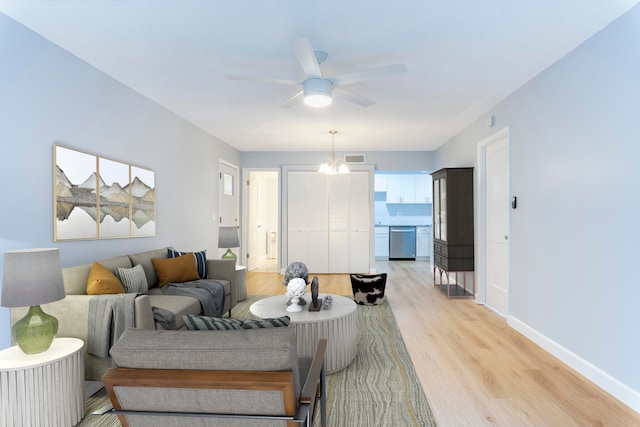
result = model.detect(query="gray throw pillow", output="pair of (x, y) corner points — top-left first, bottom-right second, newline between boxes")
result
(117, 264), (149, 294)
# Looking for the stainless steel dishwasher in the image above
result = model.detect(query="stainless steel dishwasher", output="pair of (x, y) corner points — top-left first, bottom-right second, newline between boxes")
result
(389, 226), (416, 260)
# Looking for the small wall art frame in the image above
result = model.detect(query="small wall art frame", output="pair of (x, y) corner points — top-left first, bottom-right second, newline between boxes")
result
(53, 144), (156, 241)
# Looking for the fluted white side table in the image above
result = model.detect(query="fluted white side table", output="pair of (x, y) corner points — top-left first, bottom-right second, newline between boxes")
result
(0, 337), (85, 427)
(250, 294), (357, 374)
(235, 265), (247, 301)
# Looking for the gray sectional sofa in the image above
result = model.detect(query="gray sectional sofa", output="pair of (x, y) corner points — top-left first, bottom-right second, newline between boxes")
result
(10, 247), (238, 380)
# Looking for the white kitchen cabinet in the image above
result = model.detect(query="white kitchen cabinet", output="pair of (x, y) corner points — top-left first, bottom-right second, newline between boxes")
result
(374, 174), (387, 191)
(384, 174), (432, 204)
(386, 175), (416, 203)
(415, 174), (432, 204)
(375, 226), (389, 258)
(416, 226), (430, 258)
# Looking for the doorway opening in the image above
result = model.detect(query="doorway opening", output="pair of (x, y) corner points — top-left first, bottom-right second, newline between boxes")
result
(243, 169), (279, 273)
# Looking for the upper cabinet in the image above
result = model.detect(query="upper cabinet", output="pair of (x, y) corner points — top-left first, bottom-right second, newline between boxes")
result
(376, 174), (431, 204)
(414, 175), (432, 204)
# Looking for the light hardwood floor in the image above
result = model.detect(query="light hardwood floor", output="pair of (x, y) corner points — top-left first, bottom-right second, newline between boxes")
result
(247, 260), (640, 426)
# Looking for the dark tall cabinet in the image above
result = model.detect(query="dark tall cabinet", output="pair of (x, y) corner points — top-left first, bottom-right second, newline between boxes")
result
(431, 167), (474, 297)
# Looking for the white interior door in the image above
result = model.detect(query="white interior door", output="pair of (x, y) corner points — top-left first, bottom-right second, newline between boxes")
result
(219, 161), (239, 226)
(219, 161), (239, 258)
(485, 135), (510, 316)
(246, 170), (279, 272)
(247, 171), (260, 271)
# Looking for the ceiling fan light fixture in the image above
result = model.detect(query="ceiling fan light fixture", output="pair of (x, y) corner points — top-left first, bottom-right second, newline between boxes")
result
(303, 78), (333, 108)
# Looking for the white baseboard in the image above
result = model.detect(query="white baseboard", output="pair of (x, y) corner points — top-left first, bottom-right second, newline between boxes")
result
(508, 315), (640, 414)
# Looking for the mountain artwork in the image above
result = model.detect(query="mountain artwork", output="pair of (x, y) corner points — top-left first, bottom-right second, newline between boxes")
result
(54, 145), (156, 240)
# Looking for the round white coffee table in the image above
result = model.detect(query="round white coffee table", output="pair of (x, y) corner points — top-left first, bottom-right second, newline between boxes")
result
(250, 294), (357, 374)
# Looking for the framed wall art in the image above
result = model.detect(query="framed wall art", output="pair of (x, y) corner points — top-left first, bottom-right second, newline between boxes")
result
(54, 145), (99, 241)
(130, 166), (156, 238)
(53, 144), (156, 241)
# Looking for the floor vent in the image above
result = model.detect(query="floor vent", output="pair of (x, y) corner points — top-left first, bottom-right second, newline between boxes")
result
(344, 154), (366, 164)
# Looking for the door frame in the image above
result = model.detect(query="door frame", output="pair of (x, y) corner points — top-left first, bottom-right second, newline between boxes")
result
(475, 126), (511, 306)
(241, 167), (281, 271)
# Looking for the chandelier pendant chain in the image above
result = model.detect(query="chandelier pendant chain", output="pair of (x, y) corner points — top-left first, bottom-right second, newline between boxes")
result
(330, 130), (337, 169)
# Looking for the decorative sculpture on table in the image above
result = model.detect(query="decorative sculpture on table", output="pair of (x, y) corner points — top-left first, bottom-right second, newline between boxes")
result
(309, 276), (322, 312)
(283, 261), (309, 306)
(286, 278), (307, 313)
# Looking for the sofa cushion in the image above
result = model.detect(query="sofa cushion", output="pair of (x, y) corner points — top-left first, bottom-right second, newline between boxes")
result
(62, 263), (94, 295)
(86, 262), (125, 295)
(167, 248), (208, 279)
(183, 314), (290, 331)
(117, 264), (149, 294)
(152, 253), (200, 287)
(128, 248), (169, 288)
(147, 295), (201, 330)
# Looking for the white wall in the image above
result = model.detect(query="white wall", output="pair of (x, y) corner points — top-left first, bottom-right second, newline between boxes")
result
(241, 150), (434, 171)
(0, 14), (240, 349)
(434, 5), (640, 410)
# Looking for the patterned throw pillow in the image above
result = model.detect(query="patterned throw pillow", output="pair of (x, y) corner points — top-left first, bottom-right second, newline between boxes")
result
(183, 314), (290, 331)
(168, 248), (208, 279)
(350, 273), (388, 305)
(117, 264), (149, 294)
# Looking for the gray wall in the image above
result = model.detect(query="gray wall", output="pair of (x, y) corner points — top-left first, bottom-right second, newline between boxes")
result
(434, 5), (640, 406)
(0, 14), (240, 349)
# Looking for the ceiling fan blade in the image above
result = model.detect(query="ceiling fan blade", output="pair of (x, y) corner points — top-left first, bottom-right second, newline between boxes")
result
(281, 90), (304, 108)
(331, 63), (407, 86)
(225, 74), (299, 86)
(291, 37), (323, 79)
(335, 87), (376, 108)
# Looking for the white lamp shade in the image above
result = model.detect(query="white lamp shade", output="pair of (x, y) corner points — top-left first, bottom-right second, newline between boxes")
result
(1, 248), (65, 307)
(218, 226), (240, 249)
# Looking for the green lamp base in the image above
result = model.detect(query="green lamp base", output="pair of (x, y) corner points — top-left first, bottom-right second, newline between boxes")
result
(221, 249), (237, 262)
(12, 305), (59, 354)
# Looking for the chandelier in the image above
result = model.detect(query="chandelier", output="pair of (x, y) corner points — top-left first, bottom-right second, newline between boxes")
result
(319, 130), (349, 174)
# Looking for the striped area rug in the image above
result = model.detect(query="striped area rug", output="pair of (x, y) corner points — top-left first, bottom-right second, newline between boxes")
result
(78, 295), (436, 427)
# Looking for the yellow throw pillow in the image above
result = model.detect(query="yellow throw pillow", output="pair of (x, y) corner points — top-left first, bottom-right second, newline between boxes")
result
(152, 253), (201, 287)
(86, 262), (125, 295)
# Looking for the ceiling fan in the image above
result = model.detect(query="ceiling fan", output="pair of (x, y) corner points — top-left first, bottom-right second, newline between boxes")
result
(225, 37), (407, 108)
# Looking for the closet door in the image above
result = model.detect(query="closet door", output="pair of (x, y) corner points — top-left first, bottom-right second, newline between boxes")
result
(307, 174), (329, 272)
(329, 174), (349, 273)
(349, 172), (370, 273)
(287, 170), (371, 274)
(287, 172), (329, 271)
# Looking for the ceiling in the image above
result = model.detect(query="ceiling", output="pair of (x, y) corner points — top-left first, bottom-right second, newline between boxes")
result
(1, 0), (638, 152)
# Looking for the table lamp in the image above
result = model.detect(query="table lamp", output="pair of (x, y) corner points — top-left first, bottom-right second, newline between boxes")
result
(218, 226), (240, 261)
(1, 248), (66, 354)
